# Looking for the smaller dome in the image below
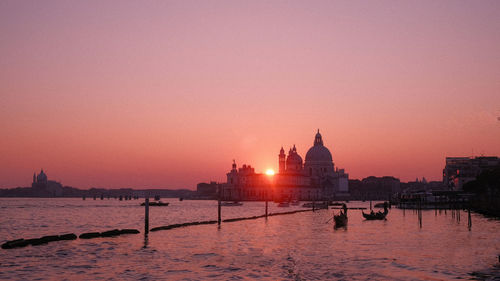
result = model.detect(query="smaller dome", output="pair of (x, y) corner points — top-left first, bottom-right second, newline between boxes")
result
(286, 152), (303, 165)
(37, 170), (47, 182)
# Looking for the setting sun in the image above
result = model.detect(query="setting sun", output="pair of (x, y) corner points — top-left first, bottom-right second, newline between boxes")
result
(265, 169), (275, 176)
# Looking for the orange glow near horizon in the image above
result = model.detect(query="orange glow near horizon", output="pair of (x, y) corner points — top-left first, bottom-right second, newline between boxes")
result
(0, 1), (499, 189)
(265, 169), (275, 176)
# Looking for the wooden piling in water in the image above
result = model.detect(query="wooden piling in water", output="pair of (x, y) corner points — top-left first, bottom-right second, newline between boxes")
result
(468, 208), (472, 231)
(218, 199), (221, 225)
(265, 201), (268, 218)
(418, 199), (422, 228)
(145, 198), (149, 234)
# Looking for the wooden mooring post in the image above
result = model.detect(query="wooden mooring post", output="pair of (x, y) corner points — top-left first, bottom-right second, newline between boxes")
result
(468, 207), (472, 231)
(418, 199), (422, 228)
(217, 185), (222, 226)
(218, 198), (221, 225)
(265, 200), (268, 218)
(144, 198), (149, 234)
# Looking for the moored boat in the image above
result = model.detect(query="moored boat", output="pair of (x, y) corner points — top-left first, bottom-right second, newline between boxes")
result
(277, 202), (290, 207)
(220, 201), (243, 206)
(329, 202), (343, 206)
(374, 202), (390, 208)
(302, 202), (328, 209)
(141, 201), (169, 207)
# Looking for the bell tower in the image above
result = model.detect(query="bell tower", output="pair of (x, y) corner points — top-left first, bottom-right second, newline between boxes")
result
(279, 147), (286, 174)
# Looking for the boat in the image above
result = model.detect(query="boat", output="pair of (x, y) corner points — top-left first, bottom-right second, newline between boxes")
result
(220, 201), (243, 206)
(374, 202), (390, 208)
(277, 202), (290, 207)
(362, 203), (389, 220)
(302, 202), (329, 209)
(290, 200), (300, 206)
(333, 204), (348, 227)
(329, 202), (343, 206)
(141, 201), (169, 207)
(334, 212), (348, 227)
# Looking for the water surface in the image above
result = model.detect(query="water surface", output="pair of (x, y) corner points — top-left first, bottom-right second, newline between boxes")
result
(1, 198), (499, 280)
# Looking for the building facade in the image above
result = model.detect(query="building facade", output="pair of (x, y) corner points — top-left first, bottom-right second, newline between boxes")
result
(349, 176), (401, 200)
(196, 181), (219, 198)
(443, 156), (500, 190)
(221, 130), (349, 201)
(31, 169), (64, 196)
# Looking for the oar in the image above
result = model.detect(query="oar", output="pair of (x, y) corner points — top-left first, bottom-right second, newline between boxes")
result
(325, 211), (335, 224)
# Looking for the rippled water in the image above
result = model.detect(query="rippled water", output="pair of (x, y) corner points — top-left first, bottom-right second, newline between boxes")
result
(1, 198), (499, 280)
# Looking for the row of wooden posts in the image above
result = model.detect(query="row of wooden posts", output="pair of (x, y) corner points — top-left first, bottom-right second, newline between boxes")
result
(403, 199), (473, 230)
(143, 197), (323, 235)
(142, 197), (473, 234)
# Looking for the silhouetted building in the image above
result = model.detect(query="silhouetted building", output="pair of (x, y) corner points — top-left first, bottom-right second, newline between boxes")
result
(349, 176), (400, 200)
(197, 181), (218, 197)
(221, 130), (349, 201)
(32, 169), (48, 188)
(443, 156), (500, 190)
(400, 178), (446, 193)
(31, 169), (64, 196)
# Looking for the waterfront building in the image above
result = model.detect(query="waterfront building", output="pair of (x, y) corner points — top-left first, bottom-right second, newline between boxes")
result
(31, 169), (64, 196)
(221, 130), (349, 201)
(349, 176), (401, 200)
(32, 169), (48, 188)
(196, 181), (219, 199)
(443, 156), (500, 190)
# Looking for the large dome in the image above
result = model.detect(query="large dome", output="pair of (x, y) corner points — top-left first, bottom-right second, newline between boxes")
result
(305, 145), (332, 162)
(305, 130), (333, 162)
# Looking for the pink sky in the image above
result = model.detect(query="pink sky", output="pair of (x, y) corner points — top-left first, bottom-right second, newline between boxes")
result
(1, 1), (499, 189)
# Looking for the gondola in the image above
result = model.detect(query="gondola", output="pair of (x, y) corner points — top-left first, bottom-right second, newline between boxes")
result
(334, 212), (348, 227)
(362, 203), (389, 220)
(333, 204), (348, 227)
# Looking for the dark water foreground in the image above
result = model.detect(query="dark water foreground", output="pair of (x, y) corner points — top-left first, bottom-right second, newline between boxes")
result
(0, 198), (499, 280)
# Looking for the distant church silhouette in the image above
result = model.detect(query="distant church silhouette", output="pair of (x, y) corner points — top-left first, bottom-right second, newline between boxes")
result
(31, 169), (64, 196)
(32, 169), (48, 188)
(222, 130), (349, 201)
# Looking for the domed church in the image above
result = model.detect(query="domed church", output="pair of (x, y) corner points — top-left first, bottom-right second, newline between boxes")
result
(222, 130), (349, 201)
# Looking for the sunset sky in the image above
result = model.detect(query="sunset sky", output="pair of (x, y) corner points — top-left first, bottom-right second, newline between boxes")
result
(1, 1), (499, 189)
